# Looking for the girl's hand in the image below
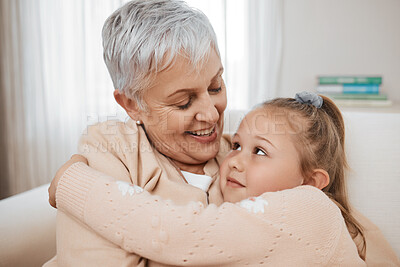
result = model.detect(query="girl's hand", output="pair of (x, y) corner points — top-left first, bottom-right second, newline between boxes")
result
(48, 154), (88, 208)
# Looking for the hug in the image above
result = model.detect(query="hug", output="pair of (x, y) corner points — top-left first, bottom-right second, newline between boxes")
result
(45, 0), (399, 266)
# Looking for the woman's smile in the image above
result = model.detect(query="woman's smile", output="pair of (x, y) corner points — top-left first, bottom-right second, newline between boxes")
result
(186, 125), (218, 144)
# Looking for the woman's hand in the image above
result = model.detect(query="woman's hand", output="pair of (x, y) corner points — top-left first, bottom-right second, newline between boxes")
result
(48, 154), (88, 208)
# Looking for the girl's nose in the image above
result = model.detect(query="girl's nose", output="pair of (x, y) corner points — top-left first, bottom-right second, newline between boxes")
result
(227, 152), (245, 172)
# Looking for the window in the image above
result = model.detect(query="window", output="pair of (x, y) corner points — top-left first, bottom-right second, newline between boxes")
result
(0, 0), (281, 196)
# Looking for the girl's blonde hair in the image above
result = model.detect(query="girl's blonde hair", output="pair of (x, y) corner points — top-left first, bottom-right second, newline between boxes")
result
(260, 95), (366, 260)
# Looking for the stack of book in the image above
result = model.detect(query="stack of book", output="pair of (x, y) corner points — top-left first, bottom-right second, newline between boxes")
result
(316, 76), (392, 107)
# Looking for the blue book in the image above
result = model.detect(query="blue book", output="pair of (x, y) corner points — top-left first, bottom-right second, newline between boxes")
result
(343, 84), (379, 94)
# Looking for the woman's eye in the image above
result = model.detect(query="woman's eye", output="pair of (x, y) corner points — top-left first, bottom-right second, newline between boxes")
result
(208, 87), (222, 94)
(232, 142), (241, 151)
(255, 148), (267, 156)
(177, 96), (193, 110)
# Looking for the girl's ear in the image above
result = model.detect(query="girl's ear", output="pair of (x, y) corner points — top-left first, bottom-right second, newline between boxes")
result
(114, 90), (142, 121)
(303, 169), (330, 190)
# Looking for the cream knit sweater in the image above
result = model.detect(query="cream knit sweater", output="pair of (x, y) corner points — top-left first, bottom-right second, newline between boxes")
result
(56, 163), (365, 266)
(45, 120), (400, 266)
(44, 120), (231, 267)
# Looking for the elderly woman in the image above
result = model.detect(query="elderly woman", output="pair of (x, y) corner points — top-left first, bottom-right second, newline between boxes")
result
(45, 0), (398, 266)
(45, 1), (229, 266)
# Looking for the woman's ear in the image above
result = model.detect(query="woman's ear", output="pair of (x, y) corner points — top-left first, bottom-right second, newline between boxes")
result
(114, 90), (142, 121)
(303, 169), (330, 190)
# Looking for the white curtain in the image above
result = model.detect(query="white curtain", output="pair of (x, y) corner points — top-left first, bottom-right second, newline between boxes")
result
(247, 0), (283, 108)
(0, 0), (282, 198)
(0, 0), (126, 198)
(188, 0), (283, 109)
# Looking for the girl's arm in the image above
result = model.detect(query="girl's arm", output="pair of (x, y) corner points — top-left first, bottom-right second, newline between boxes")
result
(56, 162), (364, 266)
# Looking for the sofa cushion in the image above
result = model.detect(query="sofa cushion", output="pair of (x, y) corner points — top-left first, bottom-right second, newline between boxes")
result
(0, 183), (56, 267)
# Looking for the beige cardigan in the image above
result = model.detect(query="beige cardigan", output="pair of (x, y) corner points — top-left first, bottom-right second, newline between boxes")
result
(56, 162), (365, 266)
(44, 120), (230, 267)
(44, 120), (400, 266)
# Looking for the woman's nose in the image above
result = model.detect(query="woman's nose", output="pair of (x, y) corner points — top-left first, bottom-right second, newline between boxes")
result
(228, 152), (245, 172)
(195, 95), (219, 124)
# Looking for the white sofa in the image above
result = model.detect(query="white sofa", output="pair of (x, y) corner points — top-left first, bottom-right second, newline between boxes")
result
(1, 108), (399, 267)
(0, 184), (56, 267)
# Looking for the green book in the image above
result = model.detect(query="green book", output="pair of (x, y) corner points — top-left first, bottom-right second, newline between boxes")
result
(324, 93), (388, 100)
(318, 76), (382, 85)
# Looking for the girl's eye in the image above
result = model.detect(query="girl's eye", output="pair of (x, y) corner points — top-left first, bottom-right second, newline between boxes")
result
(255, 147), (267, 156)
(232, 142), (241, 151)
(208, 87), (222, 94)
(177, 96), (193, 110)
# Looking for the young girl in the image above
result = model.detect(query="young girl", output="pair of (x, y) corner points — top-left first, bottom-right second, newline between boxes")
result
(52, 92), (366, 266)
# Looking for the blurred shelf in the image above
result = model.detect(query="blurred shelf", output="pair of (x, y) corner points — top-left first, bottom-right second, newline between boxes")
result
(339, 102), (400, 114)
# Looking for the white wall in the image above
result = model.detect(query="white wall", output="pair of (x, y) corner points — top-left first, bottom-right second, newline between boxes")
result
(279, 0), (400, 103)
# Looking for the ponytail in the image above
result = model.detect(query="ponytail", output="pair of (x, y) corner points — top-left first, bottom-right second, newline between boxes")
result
(261, 95), (366, 260)
(320, 95), (366, 260)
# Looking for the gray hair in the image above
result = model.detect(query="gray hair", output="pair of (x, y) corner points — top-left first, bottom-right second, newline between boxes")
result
(102, 0), (220, 110)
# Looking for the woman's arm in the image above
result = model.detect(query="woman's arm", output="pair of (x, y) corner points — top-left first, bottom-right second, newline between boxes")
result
(56, 162), (365, 266)
(51, 121), (147, 266)
(48, 154), (87, 208)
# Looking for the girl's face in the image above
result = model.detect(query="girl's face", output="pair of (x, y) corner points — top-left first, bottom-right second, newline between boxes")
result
(220, 108), (305, 203)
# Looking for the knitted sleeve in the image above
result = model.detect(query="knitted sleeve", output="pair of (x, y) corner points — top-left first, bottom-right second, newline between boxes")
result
(56, 163), (365, 266)
(54, 121), (147, 267)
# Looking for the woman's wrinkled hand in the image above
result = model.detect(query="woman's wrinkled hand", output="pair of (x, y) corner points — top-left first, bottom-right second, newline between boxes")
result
(48, 154), (88, 208)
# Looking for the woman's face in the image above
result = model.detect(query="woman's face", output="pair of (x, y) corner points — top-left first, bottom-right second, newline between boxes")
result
(138, 48), (227, 172)
(220, 108), (305, 203)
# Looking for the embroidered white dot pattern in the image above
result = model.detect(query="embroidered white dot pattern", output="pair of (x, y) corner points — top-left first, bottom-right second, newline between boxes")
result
(116, 181), (144, 196)
(238, 196), (269, 214)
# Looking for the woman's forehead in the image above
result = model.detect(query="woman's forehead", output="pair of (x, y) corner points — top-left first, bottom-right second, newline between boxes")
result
(146, 49), (223, 96)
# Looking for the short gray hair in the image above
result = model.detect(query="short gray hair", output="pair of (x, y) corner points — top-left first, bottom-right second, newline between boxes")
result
(102, 0), (220, 109)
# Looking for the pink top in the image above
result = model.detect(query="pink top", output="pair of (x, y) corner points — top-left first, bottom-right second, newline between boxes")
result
(56, 163), (365, 266)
